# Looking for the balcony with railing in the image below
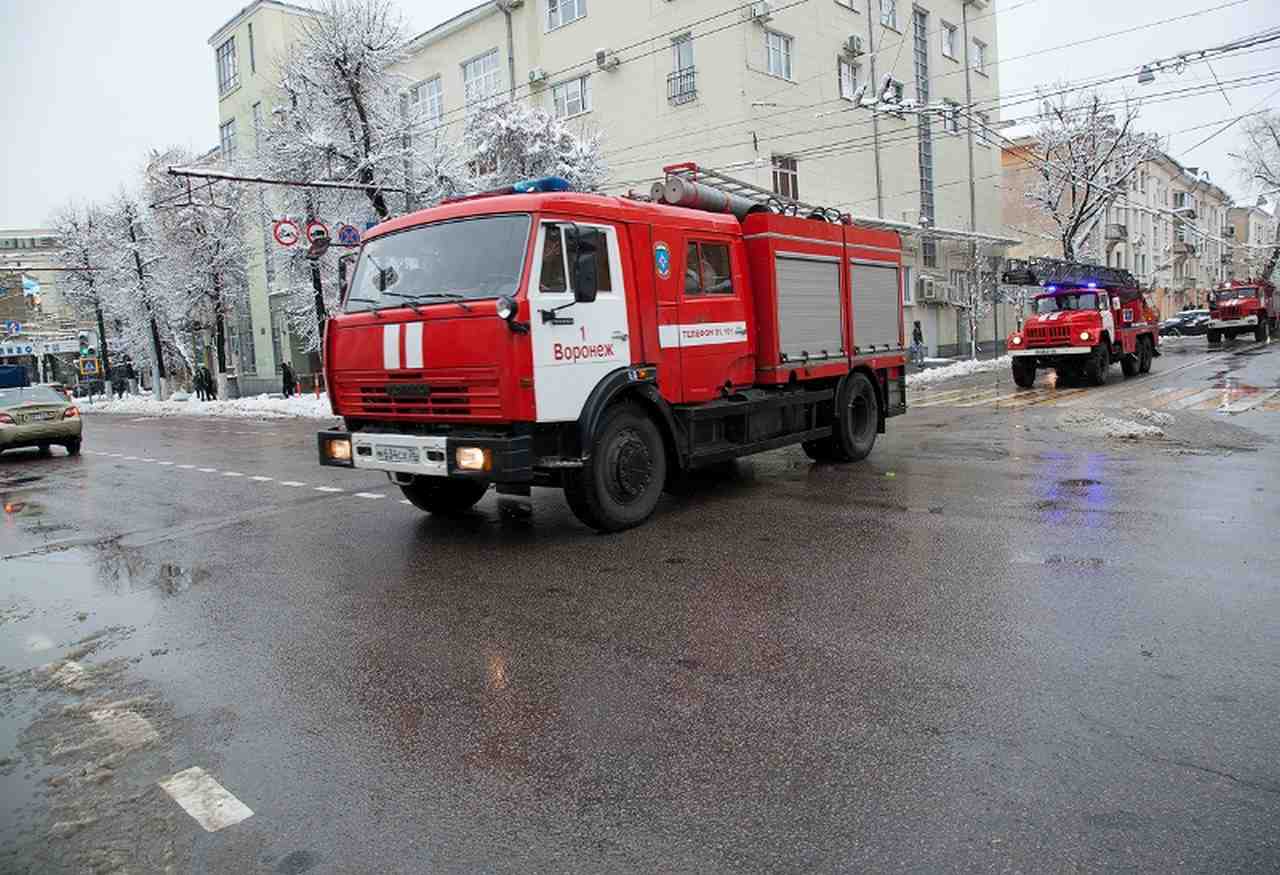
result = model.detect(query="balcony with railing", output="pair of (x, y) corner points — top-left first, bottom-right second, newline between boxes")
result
(668, 68), (697, 105)
(1105, 223), (1127, 241)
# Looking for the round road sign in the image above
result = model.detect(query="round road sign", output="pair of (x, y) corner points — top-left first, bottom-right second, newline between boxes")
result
(273, 220), (301, 247)
(336, 223), (361, 246)
(306, 221), (330, 244)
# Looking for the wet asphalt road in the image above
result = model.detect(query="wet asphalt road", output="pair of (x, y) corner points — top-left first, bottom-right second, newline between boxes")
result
(2, 337), (1278, 873)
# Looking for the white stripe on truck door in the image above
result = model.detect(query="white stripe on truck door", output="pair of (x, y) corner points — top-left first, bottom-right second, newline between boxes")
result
(383, 324), (400, 369)
(404, 322), (423, 368)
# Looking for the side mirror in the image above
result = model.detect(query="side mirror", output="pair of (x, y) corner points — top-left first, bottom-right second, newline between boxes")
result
(565, 224), (599, 304)
(337, 253), (357, 305)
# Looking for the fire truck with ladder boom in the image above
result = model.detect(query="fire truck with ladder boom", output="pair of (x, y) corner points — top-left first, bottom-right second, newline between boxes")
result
(1003, 260), (1161, 388)
(318, 164), (908, 531)
(1206, 276), (1277, 344)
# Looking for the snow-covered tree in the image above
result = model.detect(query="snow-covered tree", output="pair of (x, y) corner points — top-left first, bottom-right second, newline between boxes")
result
(1235, 111), (1280, 282)
(143, 147), (251, 396)
(50, 201), (116, 379)
(1026, 89), (1158, 262)
(463, 101), (607, 192)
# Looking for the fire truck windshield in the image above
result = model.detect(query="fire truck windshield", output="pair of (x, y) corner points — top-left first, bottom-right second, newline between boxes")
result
(345, 214), (531, 312)
(1212, 287), (1259, 302)
(1035, 291), (1098, 314)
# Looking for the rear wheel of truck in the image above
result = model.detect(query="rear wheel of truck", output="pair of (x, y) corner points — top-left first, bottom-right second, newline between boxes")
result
(1207, 329), (1222, 344)
(400, 477), (490, 517)
(1138, 338), (1153, 374)
(1255, 320), (1269, 343)
(1084, 344), (1110, 386)
(564, 402), (667, 532)
(832, 372), (879, 462)
(1011, 358), (1037, 388)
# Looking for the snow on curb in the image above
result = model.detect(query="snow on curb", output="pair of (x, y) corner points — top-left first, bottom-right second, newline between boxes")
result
(1058, 409), (1165, 440)
(81, 393), (333, 420)
(1132, 407), (1174, 427)
(907, 356), (1011, 389)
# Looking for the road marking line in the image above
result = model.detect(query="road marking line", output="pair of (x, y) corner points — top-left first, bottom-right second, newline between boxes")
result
(123, 456), (139, 461)
(354, 492), (385, 499)
(249, 475), (273, 482)
(279, 481), (306, 487)
(156, 461), (174, 466)
(221, 471), (244, 478)
(158, 767), (253, 833)
(90, 708), (159, 750)
(141, 458), (157, 462)
(1221, 389), (1279, 413)
(198, 468), (218, 473)
(952, 390), (1011, 408)
(914, 388), (1001, 408)
(314, 486), (343, 493)
(1168, 388), (1222, 410)
(177, 464), (196, 470)
(400, 499), (412, 505)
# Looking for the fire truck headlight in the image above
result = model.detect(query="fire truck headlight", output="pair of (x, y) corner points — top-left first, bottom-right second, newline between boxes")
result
(323, 436), (353, 464)
(496, 295), (517, 322)
(1011, 335), (1023, 346)
(455, 446), (491, 472)
(1079, 331), (1091, 341)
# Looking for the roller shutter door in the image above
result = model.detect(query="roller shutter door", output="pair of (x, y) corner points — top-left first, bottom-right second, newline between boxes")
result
(776, 255), (843, 360)
(851, 262), (901, 349)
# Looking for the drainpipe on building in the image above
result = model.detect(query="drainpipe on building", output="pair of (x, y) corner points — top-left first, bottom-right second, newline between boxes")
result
(864, 0), (884, 219)
(498, 1), (518, 103)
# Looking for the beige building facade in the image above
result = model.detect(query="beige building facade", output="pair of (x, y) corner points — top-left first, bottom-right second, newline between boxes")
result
(1225, 204), (1278, 283)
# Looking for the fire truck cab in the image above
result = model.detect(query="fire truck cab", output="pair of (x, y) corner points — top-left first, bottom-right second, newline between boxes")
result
(317, 173), (907, 531)
(1004, 262), (1160, 388)
(1207, 278), (1277, 344)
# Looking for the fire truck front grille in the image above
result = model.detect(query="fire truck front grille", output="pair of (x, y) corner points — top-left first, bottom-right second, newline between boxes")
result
(336, 370), (502, 420)
(1025, 324), (1072, 345)
(1216, 305), (1242, 320)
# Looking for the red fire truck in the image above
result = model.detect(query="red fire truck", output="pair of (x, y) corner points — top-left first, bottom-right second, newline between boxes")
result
(1206, 278), (1277, 344)
(318, 167), (907, 531)
(1003, 261), (1161, 388)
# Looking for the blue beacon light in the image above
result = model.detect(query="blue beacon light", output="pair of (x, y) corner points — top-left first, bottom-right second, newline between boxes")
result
(512, 176), (572, 193)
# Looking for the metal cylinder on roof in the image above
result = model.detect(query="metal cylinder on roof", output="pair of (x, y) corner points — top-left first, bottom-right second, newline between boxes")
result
(649, 182), (667, 203)
(661, 176), (763, 220)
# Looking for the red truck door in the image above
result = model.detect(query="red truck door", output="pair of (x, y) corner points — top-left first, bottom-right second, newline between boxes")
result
(666, 235), (752, 403)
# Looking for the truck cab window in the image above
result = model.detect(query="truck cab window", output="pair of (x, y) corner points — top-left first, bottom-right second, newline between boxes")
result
(684, 241), (733, 295)
(581, 228), (613, 292)
(540, 225), (567, 293)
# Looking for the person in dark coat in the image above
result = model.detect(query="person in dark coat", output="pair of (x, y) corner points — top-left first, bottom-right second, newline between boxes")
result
(206, 367), (218, 400)
(281, 362), (296, 398)
(910, 321), (926, 366)
(194, 367), (208, 401)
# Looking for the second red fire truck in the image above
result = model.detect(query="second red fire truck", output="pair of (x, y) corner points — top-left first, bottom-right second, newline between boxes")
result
(318, 166), (908, 531)
(1206, 277), (1277, 344)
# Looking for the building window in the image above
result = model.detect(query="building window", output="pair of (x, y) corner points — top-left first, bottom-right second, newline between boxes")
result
(462, 49), (502, 109)
(880, 0), (897, 30)
(669, 34), (696, 104)
(772, 155), (799, 200)
(972, 39), (987, 74)
(410, 77), (444, 127)
(684, 242), (733, 295)
(215, 37), (239, 95)
(902, 265), (913, 304)
(552, 75), (591, 118)
(252, 102), (262, 153)
(248, 22), (256, 74)
(838, 57), (859, 100)
(765, 30), (793, 80)
(941, 22), (957, 59)
(219, 118), (236, 162)
(546, 0), (586, 31)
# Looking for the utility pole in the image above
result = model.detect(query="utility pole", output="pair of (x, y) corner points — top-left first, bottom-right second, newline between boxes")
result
(865, 0), (885, 218)
(124, 206), (166, 397)
(961, 1), (985, 357)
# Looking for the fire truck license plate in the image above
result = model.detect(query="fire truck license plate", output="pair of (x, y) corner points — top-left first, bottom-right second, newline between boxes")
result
(375, 445), (418, 465)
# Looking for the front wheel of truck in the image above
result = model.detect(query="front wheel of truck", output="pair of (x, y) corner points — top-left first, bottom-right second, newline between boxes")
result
(400, 476), (490, 517)
(564, 402), (667, 532)
(1011, 358), (1037, 388)
(1255, 320), (1269, 343)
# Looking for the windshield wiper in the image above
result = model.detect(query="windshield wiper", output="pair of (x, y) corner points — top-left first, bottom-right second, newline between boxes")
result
(406, 292), (472, 311)
(346, 296), (390, 318)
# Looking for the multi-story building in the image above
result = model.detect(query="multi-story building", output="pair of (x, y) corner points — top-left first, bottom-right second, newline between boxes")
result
(1001, 141), (1235, 318)
(212, 0), (1014, 374)
(1225, 204), (1278, 283)
(0, 229), (67, 327)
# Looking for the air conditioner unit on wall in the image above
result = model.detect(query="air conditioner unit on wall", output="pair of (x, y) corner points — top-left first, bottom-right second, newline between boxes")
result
(845, 35), (864, 57)
(528, 67), (547, 85)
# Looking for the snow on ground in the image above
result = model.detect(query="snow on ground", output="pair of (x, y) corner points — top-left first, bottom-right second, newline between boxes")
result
(1132, 407), (1174, 427)
(1058, 409), (1166, 440)
(81, 393), (333, 420)
(907, 356), (1011, 389)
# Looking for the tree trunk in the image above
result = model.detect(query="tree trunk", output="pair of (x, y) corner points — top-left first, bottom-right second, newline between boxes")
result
(94, 301), (111, 388)
(312, 261), (327, 347)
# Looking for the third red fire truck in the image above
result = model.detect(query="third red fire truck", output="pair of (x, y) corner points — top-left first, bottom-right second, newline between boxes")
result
(1206, 277), (1277, 344)
(1003, 261), (1161, 388)
(318, 165), (908, 531)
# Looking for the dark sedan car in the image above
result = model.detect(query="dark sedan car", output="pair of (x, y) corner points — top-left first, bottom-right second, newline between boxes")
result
(1160, 309), (1211, 337)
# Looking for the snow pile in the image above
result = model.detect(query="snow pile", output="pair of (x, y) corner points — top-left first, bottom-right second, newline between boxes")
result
(81, 393), (334, 420)
(908, 356), (1012, 389)
(1058, 409), (1166, 440)
(1132, 407), (1174, 427)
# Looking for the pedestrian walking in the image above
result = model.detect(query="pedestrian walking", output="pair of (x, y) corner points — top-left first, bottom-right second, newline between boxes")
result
(281, 362), (295, 399)
(910, 321), (926, 367)
(206, 367), (218, 401)
(194, 367), (207, 401)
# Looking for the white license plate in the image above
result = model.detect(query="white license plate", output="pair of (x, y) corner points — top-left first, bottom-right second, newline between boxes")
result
(374, 445), (418, 464)
(28, 411), (58, 422)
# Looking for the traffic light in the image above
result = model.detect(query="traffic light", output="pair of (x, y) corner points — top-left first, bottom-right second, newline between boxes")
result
(78, 333), (90, 356)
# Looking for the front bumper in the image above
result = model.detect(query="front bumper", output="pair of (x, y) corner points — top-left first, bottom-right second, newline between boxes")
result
(318, 429), (532, 482)
(1209, 316), (1258, 329)
(1009, 346), (1092, 358)
(0, 419), (82, 450)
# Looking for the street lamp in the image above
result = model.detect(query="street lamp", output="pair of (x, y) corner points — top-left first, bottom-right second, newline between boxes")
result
(1137, 65), (1155, 85)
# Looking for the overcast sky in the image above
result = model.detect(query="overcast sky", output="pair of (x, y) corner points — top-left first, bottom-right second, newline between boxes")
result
(1, 0), (1278, 228)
